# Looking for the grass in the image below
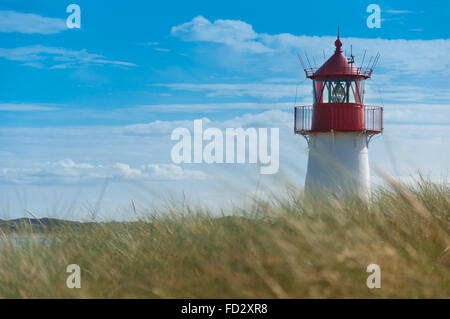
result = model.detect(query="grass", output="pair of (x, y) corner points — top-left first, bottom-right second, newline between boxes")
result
(0, 177), (448, 298)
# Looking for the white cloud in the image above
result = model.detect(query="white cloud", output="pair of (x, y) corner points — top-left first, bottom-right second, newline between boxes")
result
(385, 9), (414, 14)
(154, 48), (171, 52)
(0, 45), (137, 69)
(0, 103), (59, 112)
(112, 163), (143, 179)
(120, 110), (292, 137)
(365, 83), (450, 104)
(222, 109), (291, 129)
(120, 118), (205, 136)
(133, 102), (293, 113)
(57, 158), (94, 169)
(0, 159), (206, 185)
(0, 10), (66, 34)
(143, 164), (207, 180)
(0, 159), (100, 185)
(144, 41), (160, 46)
(172, 16), (272, 53)
(382, 104), (450, 124)
(155, 82), (309, 99)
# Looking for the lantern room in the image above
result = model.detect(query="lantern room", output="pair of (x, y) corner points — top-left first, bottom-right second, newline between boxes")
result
(294, 33), (383, 135)
(313, 79), (364, 104)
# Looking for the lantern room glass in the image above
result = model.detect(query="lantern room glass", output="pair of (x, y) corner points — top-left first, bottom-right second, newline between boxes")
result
(313, 79), (365, 104)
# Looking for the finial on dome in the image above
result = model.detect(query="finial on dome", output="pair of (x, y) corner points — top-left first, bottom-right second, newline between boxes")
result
(335, 25), (342, 53)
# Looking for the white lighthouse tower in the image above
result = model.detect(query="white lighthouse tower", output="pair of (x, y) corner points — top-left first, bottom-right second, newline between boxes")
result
(295, 33), (383, 197)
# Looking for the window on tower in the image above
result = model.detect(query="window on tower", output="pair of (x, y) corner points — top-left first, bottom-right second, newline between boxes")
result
(313, 79), (364, 104)
(331, 81), (346, 102)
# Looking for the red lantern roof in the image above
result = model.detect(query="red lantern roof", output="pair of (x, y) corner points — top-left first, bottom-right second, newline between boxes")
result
(300, 32), (379, 80)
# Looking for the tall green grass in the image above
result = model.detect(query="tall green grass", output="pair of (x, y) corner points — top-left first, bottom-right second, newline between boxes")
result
(0, 177), (448, 298)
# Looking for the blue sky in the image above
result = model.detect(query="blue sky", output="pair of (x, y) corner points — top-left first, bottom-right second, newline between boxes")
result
(0, 0), (449, 220)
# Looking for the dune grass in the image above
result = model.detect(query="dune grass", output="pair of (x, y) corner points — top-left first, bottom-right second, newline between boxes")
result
(0, 177), (448, 298)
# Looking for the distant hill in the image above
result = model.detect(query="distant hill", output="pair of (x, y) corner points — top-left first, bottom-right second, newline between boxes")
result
(0, 216), (255, 234)
(0, 218), (87, 233)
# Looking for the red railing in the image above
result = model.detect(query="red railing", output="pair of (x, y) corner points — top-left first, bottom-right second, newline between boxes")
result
(294, 105), (312, 133)
(364, 105), (383, 133)
(294, 105), (312, 134)
(303, 66), (374, 78)
(294, 105), (383, 134)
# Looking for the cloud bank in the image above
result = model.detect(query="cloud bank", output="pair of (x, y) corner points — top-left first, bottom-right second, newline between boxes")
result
(172, 16), (450, 78)
(0, 159), (207, 185)
(0, 45), (137, 69)
(0, 10), (66, 34)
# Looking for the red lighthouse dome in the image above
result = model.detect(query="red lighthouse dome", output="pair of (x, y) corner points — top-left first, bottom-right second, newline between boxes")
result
(311, 37), (366, 79)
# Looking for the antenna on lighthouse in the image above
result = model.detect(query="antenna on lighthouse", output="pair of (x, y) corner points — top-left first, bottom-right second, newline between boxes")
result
(297, 53), (306, 69)
(371, 52), (381, 70)
(365, 56), (373, 72)
(313, 56), (318, 69)
(347, 45), (355, 64)
(304, 52), (313, 70)
(359, 50), (367, 70)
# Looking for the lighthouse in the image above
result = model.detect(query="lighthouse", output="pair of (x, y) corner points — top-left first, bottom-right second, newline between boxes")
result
(295, 33), (383, 197)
